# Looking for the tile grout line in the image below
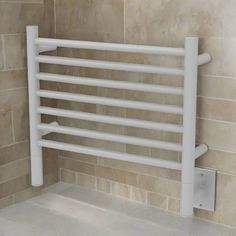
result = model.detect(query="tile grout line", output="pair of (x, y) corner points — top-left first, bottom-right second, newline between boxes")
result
(54, 0), (57, 38)
(1, 34), (7, 70)
(197, 95), (236, 103)
(0, 87), (28, 94)
(123, 0), (126, 44)
(0, 173), (29, 186)
(10, 111), (15, 143)
(200, 74), (236, 80)
(0, 67), (26, 72)
(0, 33), (26, 37)
(60, 158), (181, 184)
(0, 1), (43, 4)
(0, 139), (28, 150)
(197, 116), (236, 125)
(0, 157), (29, 169)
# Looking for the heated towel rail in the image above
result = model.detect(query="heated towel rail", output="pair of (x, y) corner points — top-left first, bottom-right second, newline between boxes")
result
(26, 25), (211, 217)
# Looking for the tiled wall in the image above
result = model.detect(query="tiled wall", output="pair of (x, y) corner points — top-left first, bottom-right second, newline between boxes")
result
(0, 0), (57, 209)
(1, 0), (235, 228)
(54, 0), (236, 227)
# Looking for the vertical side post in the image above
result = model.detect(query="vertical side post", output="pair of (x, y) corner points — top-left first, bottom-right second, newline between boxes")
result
(27, 26), (43, 186)
(181, 37), (199, 217)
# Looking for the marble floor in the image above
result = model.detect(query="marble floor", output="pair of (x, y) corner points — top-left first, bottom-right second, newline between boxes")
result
(0, 182), (235, 236)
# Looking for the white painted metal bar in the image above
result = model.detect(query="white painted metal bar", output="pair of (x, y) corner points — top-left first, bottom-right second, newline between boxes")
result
(37, 90), (183, 114)
(181, 37), (199, 217)
(195, 144), (208, 160)
(38, 123), (183, 152)
(27, 26), (211, 218)
(36, 73), (184, 95)
(35, 55), (184, 76)
(38, 45), (57, 53)
(26, 26), (43, 187)
(37, 107), (183, 133)
(39, 139), (182, 170)
(35, 38), (185, 56)
(198, 53), (211, 66)
(39, 121), (59, 136)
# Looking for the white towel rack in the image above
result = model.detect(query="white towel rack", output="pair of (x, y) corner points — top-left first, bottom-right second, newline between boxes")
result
(26, 25), (211, 217)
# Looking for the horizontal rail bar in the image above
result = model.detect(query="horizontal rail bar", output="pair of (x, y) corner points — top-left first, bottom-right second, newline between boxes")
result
(38, 123), (183, 152)
(36, 73), (184, 95)
(39, 139), (182, 170)
(38, 107), (183, 133)
(37, 90), (183, 114)
(35, 56), (184, 76)
(35, 38), (185, 56)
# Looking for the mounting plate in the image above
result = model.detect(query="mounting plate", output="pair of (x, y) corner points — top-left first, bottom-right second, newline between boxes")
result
(193, 167), (216, 211)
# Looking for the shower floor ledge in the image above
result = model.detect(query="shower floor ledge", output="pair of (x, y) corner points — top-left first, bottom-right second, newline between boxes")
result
(0, 182), (235, 236)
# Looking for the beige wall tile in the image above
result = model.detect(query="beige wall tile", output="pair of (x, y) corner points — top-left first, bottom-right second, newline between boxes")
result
(125, 0), (227, 45)
(13, 105), (29, 142)
(0, 175), (30, 199)
(96, 177), (111, 193)
(0, 141), (29, 165)
(220, 0), (236, 37)
(168, 198), (180, 214)
(197, 119), (236, 153)
(60, 151), (97, 164)
(56, 0), (124, 42)
(130, 186), (146, 203)
(197, 149), (236, 176)
(0, 88), (28, 112)
(14, 187), (41, 203)
(199, 38), (236, 77)
(194, 208), (216, 223)
(95, 165), (113, 180)
(0, 1), (44, 3)
(43, 171), (58, 187)
(112, 168), (138, 187)
(76, 173), (96, 189)
(4, 34), (26, 69)
(198, 76), (236, 101)
(126, 144), (150, 157)
(126, 107), (182, 125)
(147, 192), (167, 210)
(40, 0), (55, 38)
(216, 173), (236, 226)
(138, 175), (180, 198)
(43, 147), (58, 175)
(60, 168), (76, 184)
(111, 182), (130, 199)
(0, 195), (13, 209)
(0, 70), (27, 91)
(197, 97), (236, 123)
(97, 157), (181, 181)
(0, 158), (30, 183)
(126, 126), (181, 144)
(0, 1), (53, 35)
(59, 157), (95, 176)
(0, 36), (4, 70)
(95, 165), (138, 187)
(0, 0), (55, 211)
(0, 110), (13, 147)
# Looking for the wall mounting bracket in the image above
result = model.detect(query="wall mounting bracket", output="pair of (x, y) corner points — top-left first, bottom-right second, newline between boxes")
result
(193, 167), (216, 212)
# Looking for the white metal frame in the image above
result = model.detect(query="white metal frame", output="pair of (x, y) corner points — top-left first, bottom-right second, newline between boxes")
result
(26, 25), (211, 217)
